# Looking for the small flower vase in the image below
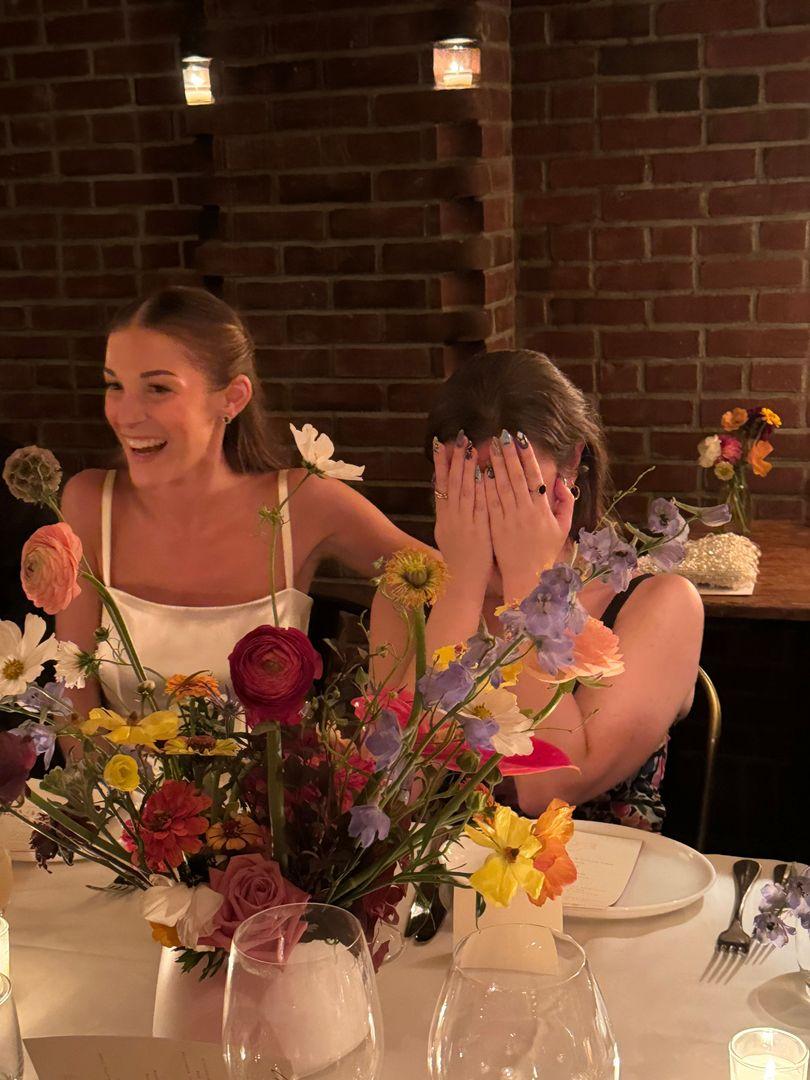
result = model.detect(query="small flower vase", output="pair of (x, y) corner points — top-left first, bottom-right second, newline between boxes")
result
(721, 472), (752, 536)
(152, 947), (227, 1043)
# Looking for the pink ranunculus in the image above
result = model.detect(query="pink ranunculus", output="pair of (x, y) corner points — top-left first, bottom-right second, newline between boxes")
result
(718, 434), (743, 464)
(229, 625), (323, 728)
(20, 523), (82, 615)
(0, 731), (37, 803)
(199, 853), (309, 952)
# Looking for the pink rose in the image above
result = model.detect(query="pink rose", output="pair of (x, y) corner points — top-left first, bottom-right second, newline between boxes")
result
(21, 523), (82, 615)
(718, 435), (743, 464)
(200, 853), (309, 952)
(229, 625), (323, 728)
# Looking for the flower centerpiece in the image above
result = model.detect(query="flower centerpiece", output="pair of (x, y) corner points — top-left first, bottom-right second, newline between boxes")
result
(1, 432), (729, 987)
(697, 406), (781, 536)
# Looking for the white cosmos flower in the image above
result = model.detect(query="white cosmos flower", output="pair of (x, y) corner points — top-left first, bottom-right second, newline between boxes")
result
(55, 639), (91, 689)
(464, 687), (535, 758)
(0, 614), (59, 697)
(290, 423), (364, 482)
(697, 434), (722, 468)
(140, 876), (223, 949)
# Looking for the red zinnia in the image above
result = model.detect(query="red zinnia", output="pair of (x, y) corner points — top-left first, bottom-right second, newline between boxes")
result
(125, 779), (211, 872)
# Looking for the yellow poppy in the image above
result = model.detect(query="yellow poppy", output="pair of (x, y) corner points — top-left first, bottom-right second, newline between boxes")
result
(465, 804), (545, 908)
(82, 707), (179, 747)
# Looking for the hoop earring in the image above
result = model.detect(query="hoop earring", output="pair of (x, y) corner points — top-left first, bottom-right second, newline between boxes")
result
(223, 414), (232, 425)
(569, 483), (581, 501)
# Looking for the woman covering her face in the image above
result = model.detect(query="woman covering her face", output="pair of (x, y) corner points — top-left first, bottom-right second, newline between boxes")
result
(371, 349), (704, 830)
(56, 285), (427, 720)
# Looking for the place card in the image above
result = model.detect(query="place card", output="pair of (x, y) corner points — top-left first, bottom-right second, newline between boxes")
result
(25, 1035), (226, 1080)
(563, 829), (643, 909)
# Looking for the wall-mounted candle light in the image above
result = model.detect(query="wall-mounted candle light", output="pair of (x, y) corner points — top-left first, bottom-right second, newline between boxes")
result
(433, 38), (480, 90)
(182, 54), (214, 106)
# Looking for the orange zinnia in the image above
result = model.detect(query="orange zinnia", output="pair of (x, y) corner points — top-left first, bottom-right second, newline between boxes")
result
(530, 799), (578, 906)
(748, 439), (774, 477)
(721, 407), (748, 432)
(164, 672), (220, 701)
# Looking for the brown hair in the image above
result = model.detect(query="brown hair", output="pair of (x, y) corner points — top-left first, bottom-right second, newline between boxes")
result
(426, 349), (610, 536)
(109, 286), (285, 474)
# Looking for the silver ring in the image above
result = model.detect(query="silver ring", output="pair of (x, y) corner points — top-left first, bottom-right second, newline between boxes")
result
(434, 489), (448, 501)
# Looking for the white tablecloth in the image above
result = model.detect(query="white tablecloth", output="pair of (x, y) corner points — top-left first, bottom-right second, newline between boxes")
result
(7, 854), (810, 1078)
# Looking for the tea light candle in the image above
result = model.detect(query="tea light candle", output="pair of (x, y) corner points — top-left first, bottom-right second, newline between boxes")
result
(0, 916), (8, 978)
(730, 1028), (809, 1080)
(433, 38), (480, 90)
(182, 55), (214, 106)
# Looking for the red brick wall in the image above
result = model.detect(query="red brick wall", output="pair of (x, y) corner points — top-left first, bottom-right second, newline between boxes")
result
(512, 0), (809, 522)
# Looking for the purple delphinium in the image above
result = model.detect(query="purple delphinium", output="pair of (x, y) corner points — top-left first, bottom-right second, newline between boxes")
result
(17, 681), (73, 716)
(364, 708), (402, 771)
(348, 804), (391, 849)
(787, 873), (810, 929)
(698, 503), (732, 528)
(10, 719), (56, 770)
(417, 663), (474, 710)
(534, 632), (575, 677)
(752, 911), (795, 947)
(461, 714), (497, 753)
(577, 525), (639, 593)
(648, 497), (688, 541)
(649, 537), (687, 572)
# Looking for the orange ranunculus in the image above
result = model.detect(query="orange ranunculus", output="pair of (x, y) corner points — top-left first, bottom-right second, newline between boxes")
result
(530, 799), (578, 906)
(20, 522), (82, 615)
(721, 407), (748, 432)
(529, 617), (625, 686)
(748, 439), (774, 477)
(164, 672), (221, 701)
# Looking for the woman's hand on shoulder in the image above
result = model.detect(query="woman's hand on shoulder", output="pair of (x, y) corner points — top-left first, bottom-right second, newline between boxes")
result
(432, 434), (493, 601)
(484, 433), (574, 603)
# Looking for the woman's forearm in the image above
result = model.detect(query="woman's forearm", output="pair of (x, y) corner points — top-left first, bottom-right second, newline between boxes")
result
(424, 579), (486, 662)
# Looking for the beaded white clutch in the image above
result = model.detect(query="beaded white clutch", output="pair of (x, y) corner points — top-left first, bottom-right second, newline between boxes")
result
(639, 533), (760, 592)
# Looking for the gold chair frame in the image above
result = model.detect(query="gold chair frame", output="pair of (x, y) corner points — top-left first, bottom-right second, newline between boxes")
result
(694, 666), (722, 852)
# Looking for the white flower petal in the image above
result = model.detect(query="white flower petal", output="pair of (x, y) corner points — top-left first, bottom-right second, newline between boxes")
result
(322, 459), (365, 482)
(0, 620), (22, 656)
(20, 614), (47, 657)
(55, 640), (87, 689)
(290, 421), (363, 481)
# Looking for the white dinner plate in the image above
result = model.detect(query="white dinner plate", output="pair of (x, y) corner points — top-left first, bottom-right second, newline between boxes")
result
(564, 820), (716, 920)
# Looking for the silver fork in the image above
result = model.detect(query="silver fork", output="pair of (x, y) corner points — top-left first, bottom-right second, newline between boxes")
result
(715, 858), (761, 955)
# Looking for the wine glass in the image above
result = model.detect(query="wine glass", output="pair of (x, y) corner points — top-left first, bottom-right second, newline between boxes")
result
(428, 923), (620, 1080)
(0, 974), (23, 1080)
(222, 903), (384, 1079)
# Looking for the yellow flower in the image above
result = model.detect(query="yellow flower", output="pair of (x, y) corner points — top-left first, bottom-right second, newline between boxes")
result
(748, 439), (774, 477)
(530, 800), (578, 907)
(149, 922), (180, 948)
(761, 408), (782, 428)
(164, 672), (220, 701)
(497, 659), (523, 687)
(380, 548), (448, 610)
(432, 644), (464, 670)
(714, 461), (735, 482)
(206, 814), (264, 853)
(102, 753), (140, 792)
(163, 736), (239, 757)
(82, 707), (179, 747)
(721, 407), (748, 432)
(464, 804), (545, 908)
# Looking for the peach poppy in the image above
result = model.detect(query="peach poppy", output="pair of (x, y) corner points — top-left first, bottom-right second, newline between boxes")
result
(530, 798), (578, 906)
(721, 408), (748, 432)
(748, 439), (774, 477)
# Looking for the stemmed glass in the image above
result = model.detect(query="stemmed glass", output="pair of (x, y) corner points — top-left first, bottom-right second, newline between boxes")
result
(428, 924), (620, 1080)
(0, 974), (23, 1080)
(222, 903), (383, 1079)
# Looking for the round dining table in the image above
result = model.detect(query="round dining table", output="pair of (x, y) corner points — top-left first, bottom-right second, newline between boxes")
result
(8, 853), (810, 1079)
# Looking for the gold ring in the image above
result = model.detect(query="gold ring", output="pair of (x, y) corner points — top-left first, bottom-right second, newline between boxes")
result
(434, 489), (449, 500)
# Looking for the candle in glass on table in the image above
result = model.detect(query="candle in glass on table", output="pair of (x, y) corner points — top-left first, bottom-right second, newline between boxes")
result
(729, 1028), (809, 1080)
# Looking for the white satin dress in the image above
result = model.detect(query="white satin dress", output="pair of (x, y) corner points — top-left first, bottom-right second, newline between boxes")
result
(96, 469), (313, 713)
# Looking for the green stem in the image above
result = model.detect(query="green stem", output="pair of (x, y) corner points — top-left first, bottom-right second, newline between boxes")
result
(265, 725), (287, 873)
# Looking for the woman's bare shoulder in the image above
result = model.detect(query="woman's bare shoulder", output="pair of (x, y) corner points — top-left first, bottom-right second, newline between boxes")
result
(620, 572), (704, 629)
(61, 468), (108, 519)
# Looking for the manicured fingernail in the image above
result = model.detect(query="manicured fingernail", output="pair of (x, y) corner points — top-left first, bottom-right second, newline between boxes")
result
(500, 429), (512, 446)
(474, 465), (482, 482)
(490, 436), (502, 457)
(432, 436), (441, 454)
(464, 443), (474, 460)
(486, 464), (495, 479)
(516, 431), (529, 449)
(455, 429), (467, 447)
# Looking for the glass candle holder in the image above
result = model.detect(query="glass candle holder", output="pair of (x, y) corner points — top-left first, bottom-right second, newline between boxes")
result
(730, 1028), (809, 1080)
(433, 38), (480, 90)
(182, 55), (214, 106)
